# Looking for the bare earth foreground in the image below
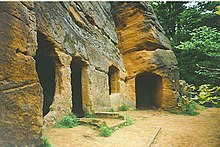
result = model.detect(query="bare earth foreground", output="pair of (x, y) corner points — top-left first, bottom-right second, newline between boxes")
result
(44, 108), (220, 147)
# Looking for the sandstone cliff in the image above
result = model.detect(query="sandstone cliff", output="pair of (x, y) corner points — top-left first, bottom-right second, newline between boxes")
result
(0, 2), (42, 146)
(112, 2), (179, 108)
(0, 2), (179, 146)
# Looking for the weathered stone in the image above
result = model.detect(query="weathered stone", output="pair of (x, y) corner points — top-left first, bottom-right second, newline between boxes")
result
(89, 67), (111, 111)
(111, 2), (171, 55)
(0, 83), (43, 146)
(78, 118), (106, 128)
(111, 2), (179, 109)
(43, 48), (73, 127)
(0, 1), (180, 145)
(0, 2), (42, 146)
(94, 112), (121, 119)
(109, 93), (122, 110)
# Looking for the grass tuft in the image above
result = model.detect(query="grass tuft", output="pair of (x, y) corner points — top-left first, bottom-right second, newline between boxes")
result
(43, 137), (52, 147)
(108, 108), (115, 112)
(182, 102), (200, 116)
(99, 126), (113, 137)
(169, 109), (182, 114)
(54, 113), (78, 128)
(119, 105), (130, 111)
(169, 101), (201, 116)
(124, 116), (134, 126)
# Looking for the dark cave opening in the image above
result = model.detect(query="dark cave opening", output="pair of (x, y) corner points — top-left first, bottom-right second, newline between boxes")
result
(108, 65), (119, 95)
(35, 32), (56, 117)
(71, 60), (84, 117)
(135, 72), (162, 109)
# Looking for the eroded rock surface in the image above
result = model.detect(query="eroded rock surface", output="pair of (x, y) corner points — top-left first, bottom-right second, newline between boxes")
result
(0, 2), (42, 146)
(33, 1), (126, 124)
(0, 1), (179, 146)
(111, 2), (179, 108)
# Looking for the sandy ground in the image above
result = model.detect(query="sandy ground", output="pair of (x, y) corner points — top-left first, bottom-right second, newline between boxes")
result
(44, 108), (220, 147)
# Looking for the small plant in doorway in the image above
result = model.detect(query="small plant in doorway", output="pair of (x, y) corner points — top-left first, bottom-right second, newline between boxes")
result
(54, 113), (78, 128)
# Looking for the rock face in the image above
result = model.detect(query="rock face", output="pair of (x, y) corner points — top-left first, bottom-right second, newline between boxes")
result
(0, 1), (179, 146)
(0, 2), (43, 146)
(111, 2), (179, 108)
(33, 1), (126, 125)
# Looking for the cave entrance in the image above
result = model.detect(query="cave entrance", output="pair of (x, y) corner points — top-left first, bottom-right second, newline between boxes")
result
(135, 72), (162, 109)
(108, 65), (119, 95)
(71, 59), (85, 117)
(35, 32), (56, 117)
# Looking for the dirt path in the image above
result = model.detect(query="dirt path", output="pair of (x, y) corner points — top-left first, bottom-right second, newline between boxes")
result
(44, 108), (220, 147)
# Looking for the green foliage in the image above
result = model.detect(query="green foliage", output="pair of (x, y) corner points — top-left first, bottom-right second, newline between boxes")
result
(54, 113), (78, 128)
(152, 1), (220, 45)
(182, 100), (200, 116)
(119, 105), (130, 111)
(190, 101), (206, 110)
(99, 126), (113, 137)
(176, 26), (220, 86)
(178, 96), (199, 116)
(43, 137), (52, 147)
(85, 112), (95, 118)
(114, 116), (134, 130)
(178, 2), (220, 42)
(181, 83), (220, 107)
(108, 108), (115, 112)
(98, 116), (134, 137)
(170, 83), (204, 116)
(172, 83), (219, 115)
(216, 5), (220, 15)
(123, 116), (134, 126)
(152, 2), (220, 86)
(151, 1), (187, 42)
(169, 109), (182, 115)
(191, 84), (220, 107)
(170, 99), (199, 116)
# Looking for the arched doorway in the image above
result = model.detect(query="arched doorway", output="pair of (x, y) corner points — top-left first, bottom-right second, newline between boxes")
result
(108, 65), (119, 94)
(135, 72), (162, 109)
(71, 59), (86, 117)
(35, 32), (56, 116)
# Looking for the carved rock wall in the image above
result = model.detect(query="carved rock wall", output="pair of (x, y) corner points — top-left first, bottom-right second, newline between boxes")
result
(111, 2), (179, 108)
(33, 1), (126, 123)
(0, 1), (126, 146)
(0, 1), (179, 146)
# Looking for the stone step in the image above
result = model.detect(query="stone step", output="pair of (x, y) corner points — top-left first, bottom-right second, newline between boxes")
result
(77, 117), (126, 129)
(106, 119), (127, 129)
(77, 118), (106, 128)
(94, 112), (123, 119)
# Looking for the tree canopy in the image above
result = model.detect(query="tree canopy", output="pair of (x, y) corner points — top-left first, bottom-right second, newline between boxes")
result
(176, 26), (220, 85)
(152, 1), (220, 86)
